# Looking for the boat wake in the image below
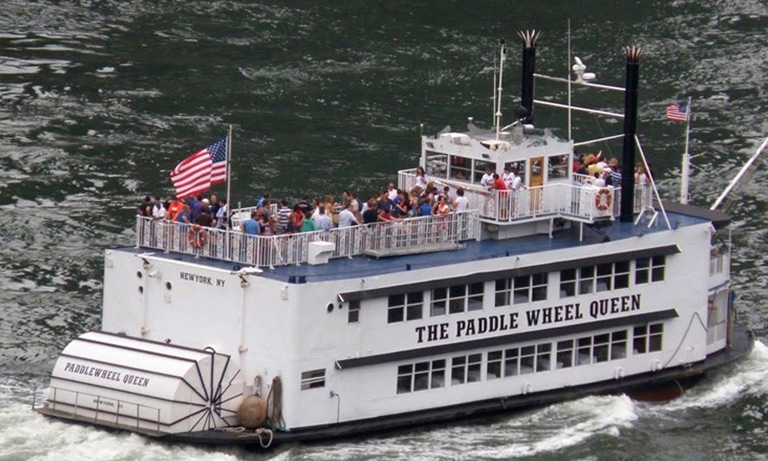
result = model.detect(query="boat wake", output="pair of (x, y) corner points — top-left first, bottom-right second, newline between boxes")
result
(1, 341), (764, 460)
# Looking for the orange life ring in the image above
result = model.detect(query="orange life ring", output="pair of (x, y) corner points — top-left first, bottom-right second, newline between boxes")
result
(595, 188), (612, 211)
(188, 225), (206, 248)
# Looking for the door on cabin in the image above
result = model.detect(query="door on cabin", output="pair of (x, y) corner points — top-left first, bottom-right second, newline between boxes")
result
(528, 156), (544, 213)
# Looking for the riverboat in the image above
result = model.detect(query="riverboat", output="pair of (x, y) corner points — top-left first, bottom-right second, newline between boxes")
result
(35, 31), (754, 448)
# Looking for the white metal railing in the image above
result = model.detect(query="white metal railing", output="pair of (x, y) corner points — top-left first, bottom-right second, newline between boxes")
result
(399, 169), (652, 223)
(136, 210), (480, 268)
(48, 386), (162, 432)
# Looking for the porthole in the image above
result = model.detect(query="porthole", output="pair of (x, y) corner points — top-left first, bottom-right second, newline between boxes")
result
(138, 286), (144, 294)
(165, 282), (172, 291)
(137, 271), (143, 279)
(326, 302), (334, 313)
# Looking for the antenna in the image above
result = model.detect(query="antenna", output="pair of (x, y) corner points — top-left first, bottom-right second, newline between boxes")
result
(495, 39), (506, 140)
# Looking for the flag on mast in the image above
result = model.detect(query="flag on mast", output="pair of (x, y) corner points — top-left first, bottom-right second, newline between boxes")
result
(666, 103), (690, 122)
(170, 138), (228, 199)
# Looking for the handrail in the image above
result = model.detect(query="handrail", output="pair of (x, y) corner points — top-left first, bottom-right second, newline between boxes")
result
(47, 386), (162, 431)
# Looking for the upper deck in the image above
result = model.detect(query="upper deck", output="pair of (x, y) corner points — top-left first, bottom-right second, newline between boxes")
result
(131, 200), (727, 285)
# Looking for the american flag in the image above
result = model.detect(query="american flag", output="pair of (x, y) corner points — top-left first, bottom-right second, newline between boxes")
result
(170, 137), (228, 199)
(666, 103), (689, 122)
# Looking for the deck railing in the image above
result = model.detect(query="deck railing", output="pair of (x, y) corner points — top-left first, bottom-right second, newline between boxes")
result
(47, 386), (162, 432)
(399, 169), (651, 223)
(136, 210), (481, 268)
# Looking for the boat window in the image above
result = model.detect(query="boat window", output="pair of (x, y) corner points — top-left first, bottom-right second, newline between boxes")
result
(449, 156), (472, 181)
(425, 152), (447, 178)
(635, 256), (666, 285)
(432, 283), (485, 316)
(396, 359), (445, 394)
(556, 340), (574, 369)
(504, 161), (526, 183)
(473, 160), (495, 184)
(632, 322), (664, 354)
(347, 300), (360, 323)
(450, 354), (482, 385)
(388, 292), (423, 324)
(548, 154), (570, 179)
(496, 272), (547, 306)
(300, 369), (326, 390)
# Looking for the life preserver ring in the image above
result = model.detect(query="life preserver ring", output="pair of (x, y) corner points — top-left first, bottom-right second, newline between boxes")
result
(595, 188), (612, 211)
(188, 224), (206, 248)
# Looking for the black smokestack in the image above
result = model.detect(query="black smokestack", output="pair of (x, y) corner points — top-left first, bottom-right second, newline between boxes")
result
(517, 30), (541, 125)
(620, 46), (641, 223)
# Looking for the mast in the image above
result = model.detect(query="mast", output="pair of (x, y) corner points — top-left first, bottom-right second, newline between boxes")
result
(495, 39), (506, 140)
(680, 96), (692, 204)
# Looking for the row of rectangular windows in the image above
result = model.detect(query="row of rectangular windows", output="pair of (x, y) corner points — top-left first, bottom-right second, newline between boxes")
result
(376, 256), (666, 324)
(395, 323), (663, 394)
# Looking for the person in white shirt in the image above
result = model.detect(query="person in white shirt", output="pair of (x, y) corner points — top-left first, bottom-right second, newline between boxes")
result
(151, 201), (166, 220)
(502, 166), (515, 189)
(453, 188), (470, 211)
(338, 203), (359, 227)
(480, 167), (495, 192)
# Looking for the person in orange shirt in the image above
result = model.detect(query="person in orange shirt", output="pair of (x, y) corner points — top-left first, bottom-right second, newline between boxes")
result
(166, 195), (183, 221)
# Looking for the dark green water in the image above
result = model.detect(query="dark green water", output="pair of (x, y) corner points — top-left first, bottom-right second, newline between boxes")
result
(1, 1), (767, 459)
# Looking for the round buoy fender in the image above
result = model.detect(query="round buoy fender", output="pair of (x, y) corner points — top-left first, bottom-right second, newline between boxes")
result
(188, 224), (206, 248)
(595, 188), (612, 211)
(237, 395), (267, 428)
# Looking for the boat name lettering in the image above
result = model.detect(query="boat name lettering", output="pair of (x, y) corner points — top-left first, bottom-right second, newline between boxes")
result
(588, 294), (641, 319)
(414, 294), (641, 343)
(179, 271), (226, 287)
(63, 362), (151, 387)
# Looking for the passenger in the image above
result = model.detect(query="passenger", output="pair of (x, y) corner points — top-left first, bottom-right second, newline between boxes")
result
(255, 193), (270, 208)
(316, 206), (333, 231)
(481, 166), (495, 192)
(189, 195), (204, 221)
(259, 211), (275, 235)
(195, 207), (214, 227)
(419, 198), (432, 217)
(435, 195), (451, 216)
(176, 204), (192, 224)
(242, 211), (261, 235)
(453, 187), (470, 212)
(167, 196), (183, 222)
(137, 195), (152, 217)
(291, 204), (304, 233)
(297, 195), (311, 214)
(277, 200), (292, 234)
(151, 199), (166, 220)
(593, 171), (606, 187)
(311, 198), (321, 222)
(502, 166), (515, 189)
(412, 166), (427, 196)
(301, 210), (315, 232)
(363, 199), (379, 224)
(392, 190), (408, 217)
(209, 194), (220, 220)
(215, 198), (228, 229)
(338, 202), (359, 227)
(323, 195), (335, 217)
(387, 182), (398, 202)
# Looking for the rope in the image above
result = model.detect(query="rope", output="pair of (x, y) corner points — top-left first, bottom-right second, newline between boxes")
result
(266, 376), (286, 430)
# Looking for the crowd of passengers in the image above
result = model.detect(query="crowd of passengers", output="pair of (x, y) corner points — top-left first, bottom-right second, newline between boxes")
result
(137, 176), (473, 237)
(572, 150), (651, 189)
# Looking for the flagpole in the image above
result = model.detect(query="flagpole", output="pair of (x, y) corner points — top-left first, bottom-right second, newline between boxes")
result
(680, 97), (692, 204)
(225, 125), (233, 258)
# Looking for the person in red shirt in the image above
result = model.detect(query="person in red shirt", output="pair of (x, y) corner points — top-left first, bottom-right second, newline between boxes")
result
(493, 174), (509, 219)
